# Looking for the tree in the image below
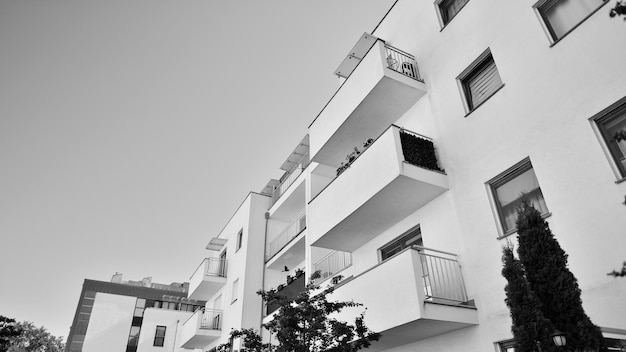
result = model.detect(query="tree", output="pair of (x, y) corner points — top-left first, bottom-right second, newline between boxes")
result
(515, 202), (605, 352)
(1, 316), (21, 351)
(217, 273), (380, 352)
(609, 1), (626, 19)
(501, 246), (556, 352)
(2, 320), (65, 352)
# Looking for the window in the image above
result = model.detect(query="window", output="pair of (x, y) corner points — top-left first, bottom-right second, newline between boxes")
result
(231, 279), (239, 303)
(380, 226), (423, 261)
(488, 158), (549, 236)
(605, 338), (626, 351)
(458, 49), (503, 113)
(498, 340), (516, 352)
(127, 326), (140, 348)
(592, 97), (626, 179)
(535, 0), (607, 43)
(437, 0), (470, 26)
(154, 326), (166, 347)
(499, 338), (625, 352)
(236, 229), (243, 251)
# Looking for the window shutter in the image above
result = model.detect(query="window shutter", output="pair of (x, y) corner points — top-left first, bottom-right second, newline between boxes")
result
(467, 58), (502, 108)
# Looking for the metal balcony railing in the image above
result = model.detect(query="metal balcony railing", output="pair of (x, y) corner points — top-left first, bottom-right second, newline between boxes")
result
(384, 44), (422, 82)
(313, 250), (352, 284)
(205, 258), (227, 278)
(271, 152), (310, 206)
(200, 308), (222, 330)
(414, 246), (468, 303)
(266, 212), (306, 261)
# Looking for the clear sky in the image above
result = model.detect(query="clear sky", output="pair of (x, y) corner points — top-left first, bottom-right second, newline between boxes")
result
(0, 0), (395, 340)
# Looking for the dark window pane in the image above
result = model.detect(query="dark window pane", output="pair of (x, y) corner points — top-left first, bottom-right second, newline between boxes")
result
(440, 0), (470, 24)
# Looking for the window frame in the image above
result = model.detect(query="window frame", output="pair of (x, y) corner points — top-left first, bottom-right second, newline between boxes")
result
(236, 229), (243, 252)
(435, 0), (470, 28)
(497, 339), (516, 352)
(379, 226), (422, 262)
(153, 326), (166, 347)
(590, 96), (626, 182)
(457, 48), (504, 115)
(487, 158), (551, 238)
(533, 0), (609, 45)
(231, 278), (239, 304)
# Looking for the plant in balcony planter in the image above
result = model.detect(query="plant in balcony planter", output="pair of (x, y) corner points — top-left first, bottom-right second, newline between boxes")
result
(286, 275), (294, 284)
(335, 139), (375, 177)
(276, 283), (285, 291)
(294, 268), (304, 278)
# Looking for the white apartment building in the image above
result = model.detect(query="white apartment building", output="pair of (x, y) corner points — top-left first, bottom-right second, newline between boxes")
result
(182, 0), (626, 351)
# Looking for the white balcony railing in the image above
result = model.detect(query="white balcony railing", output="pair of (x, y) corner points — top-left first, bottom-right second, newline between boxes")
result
(271, 152), (310, 206)
(313, 250), (352, 284)
(200, 308), (222, 330)
(384, 44), (422, 81)
(266, 212), (306, 261)
(205, 258), (227, 278)
(415, 246), (468, 303)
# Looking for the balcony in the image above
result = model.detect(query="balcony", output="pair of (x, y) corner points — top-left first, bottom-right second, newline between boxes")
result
(331, 247), (477, 352)
(309, 126), (448, 252)
(313, 250), (352, 285)
(188, 258), (227, 300)
(180, 308), (222, 349)
(266, 212), (306, 268)
(271, 152), (309, 207)
(309, 33), (427, 168)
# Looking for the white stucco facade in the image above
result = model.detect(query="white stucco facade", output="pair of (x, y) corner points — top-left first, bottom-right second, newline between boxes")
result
(137, 308), (193, 352)
(183, 1), (626, 351)
(82, 293), (136, 352)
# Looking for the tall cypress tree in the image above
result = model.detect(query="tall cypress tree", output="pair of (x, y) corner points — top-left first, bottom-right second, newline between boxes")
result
(502, 246), (556, 352)
(516, 202), (605, 352)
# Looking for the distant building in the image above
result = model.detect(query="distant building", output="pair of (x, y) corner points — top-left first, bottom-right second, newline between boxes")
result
(65, 274), (204, 352)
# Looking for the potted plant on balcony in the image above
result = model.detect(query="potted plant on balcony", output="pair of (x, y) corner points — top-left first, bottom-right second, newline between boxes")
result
(294, 268), (304, 278)
(286, 275), (294, 284)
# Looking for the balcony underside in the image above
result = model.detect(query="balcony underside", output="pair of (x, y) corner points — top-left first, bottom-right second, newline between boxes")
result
(367, 313), (477, 352)
(312, 169), (448, 252)
(188, 277), (226, 301)
(180, 330), (220, 349)
(313, 76), (425, 168)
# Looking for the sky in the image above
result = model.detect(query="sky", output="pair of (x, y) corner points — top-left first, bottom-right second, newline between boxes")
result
(0, 0), (396, 340)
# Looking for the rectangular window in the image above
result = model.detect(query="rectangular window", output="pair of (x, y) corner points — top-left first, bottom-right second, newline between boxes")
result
(153, 326), (166, 347)
(380, 226), (423, 261)
(592, 97), (626, 179)
(498, 340), (515, 352)
(488, 158), (549, 236)
(231, 279), (239, 303)
(236, 229), (243, 251)
(605, 338), (626, 351)
(458, 49), (503, 113)
(127, 326), (140, 347)
(535, 0), (607, 42)
(438, 0), (470, 26)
